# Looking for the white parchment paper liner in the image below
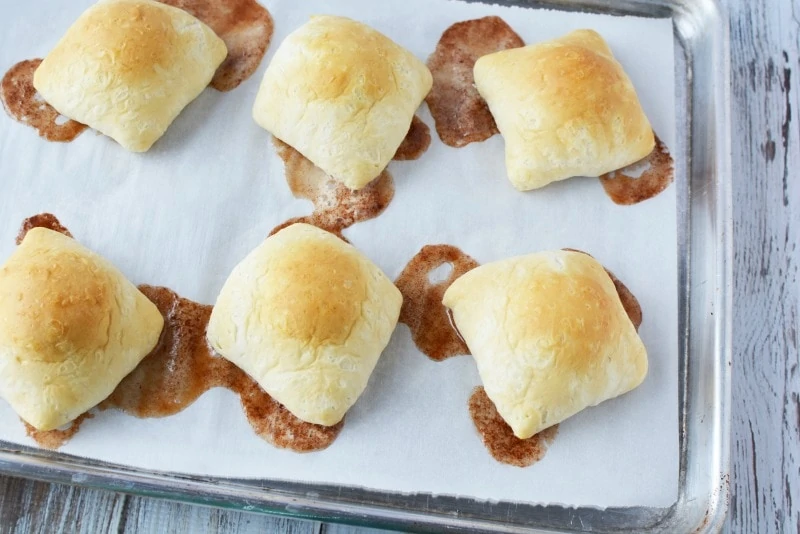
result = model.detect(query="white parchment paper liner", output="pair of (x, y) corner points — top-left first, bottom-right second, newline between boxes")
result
(0, 0), (677, 508)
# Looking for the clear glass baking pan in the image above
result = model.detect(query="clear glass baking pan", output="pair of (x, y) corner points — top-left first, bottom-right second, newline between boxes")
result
(0, 0), (731, 531)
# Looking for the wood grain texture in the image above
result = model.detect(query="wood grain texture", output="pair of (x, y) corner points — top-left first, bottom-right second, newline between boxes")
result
(114, 497), (320, 534)
(726, 0), (799, 533)
(0, 477), (321, 534)
(0, 0), (795, 533)
(0, 477), (124, 533)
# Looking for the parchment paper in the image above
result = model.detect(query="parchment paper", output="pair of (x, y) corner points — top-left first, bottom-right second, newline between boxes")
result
(0, 0), (677, 508)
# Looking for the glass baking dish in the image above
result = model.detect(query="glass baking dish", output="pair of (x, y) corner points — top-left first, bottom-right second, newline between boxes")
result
(0, 0), (731, 531)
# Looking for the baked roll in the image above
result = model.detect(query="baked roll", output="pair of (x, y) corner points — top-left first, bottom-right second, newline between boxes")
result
(442, 250), (647, 439)
(473, 30), (655, 191)
(252, 16), (433, 190)
(0, 228), (164, 431)
(33, 0), (227, 152)
(207, 223), (402, 426)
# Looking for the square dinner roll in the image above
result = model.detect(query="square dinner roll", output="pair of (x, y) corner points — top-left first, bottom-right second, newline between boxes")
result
(33, 0), (227, 152)
(252, 15), (433, 190)
(473, 30), (655, 191)
(0, 228), (164, 431)
(443, 250), (647, 439)
(207, 223), (402, 426)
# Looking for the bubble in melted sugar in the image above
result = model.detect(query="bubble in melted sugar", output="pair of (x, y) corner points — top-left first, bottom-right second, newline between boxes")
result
(427, 262), (454, 284)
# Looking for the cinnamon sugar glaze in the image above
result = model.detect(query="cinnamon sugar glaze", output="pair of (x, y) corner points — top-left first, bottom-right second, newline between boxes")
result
(16, 213), (72, 245)
(270, 117), (429, 238)
(392, 116), (431, 161)
(271, 139), (395, 239)
(17, 214), (341, 452)
(468, 387), (558, 468)
(158, 0), (273, 91)
(0, 59), (87, 142)
(426, 17), (523, 147)
(395, 245), (478, 361)
(600, 135), (675, 205)
(22, 413), (93, 450)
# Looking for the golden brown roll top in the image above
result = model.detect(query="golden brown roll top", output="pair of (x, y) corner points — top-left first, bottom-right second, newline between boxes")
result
(443, 250), (647, 439)
(33, 0), (227, 152)
(0, 228), (164, 431)
(473, 29), (654, 191)
(207, 223), (403, 426)
(252, 15), (432, 190)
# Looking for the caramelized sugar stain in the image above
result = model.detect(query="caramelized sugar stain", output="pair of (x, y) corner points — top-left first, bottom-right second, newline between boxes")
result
(562, 248), (643, 330)
(395, 245), (479, 361)
(1, 59), (87, 142)
(393, 115), (431, 161)
(468, 387), (557, 468)
(600, 135), (675, 205)
(158, 0), (274, 91)
(235, 376), (343, 452)
(23, 413), (93, 450)
(272, 137), (395, 237)
(606, 269), (643, 331)
(17, 213), (73, 244)
(102, 285), (224, 417)
(270, 115), (432, 236)
(105, 285), (342, 452)
(426, 17), (523, 148)
(14, 215), (340, 452)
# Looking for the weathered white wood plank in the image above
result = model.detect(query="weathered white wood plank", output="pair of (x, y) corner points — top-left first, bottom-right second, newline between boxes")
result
(320, 524), (392, 534)
(725, 0), (800, 533)
(0, 477), (124, 533)
(0, 476), (326, 534)
(115, 495), (321, 534)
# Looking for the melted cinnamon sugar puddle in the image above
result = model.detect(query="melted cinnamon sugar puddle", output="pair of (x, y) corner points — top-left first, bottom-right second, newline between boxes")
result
(395, 245), (478, 361)
(392, 116), (431, 161)
(0, 59), (87, 142)
(22, 413), (93, 450)
(468, 387), (558, 468)
(16, 212), (73, 245)
(17, 214), (341, 452)
(105, 285), (342, 452)
(426, 17), (523, 148)
(158, 0), (273, 91)
(600, 135), (675, 205)
(397, 244), (643, 466)
(270, 116), (429, 237)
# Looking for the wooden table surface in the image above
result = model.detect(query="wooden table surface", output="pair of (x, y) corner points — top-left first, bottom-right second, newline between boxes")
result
(0, 0), (797, 532)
